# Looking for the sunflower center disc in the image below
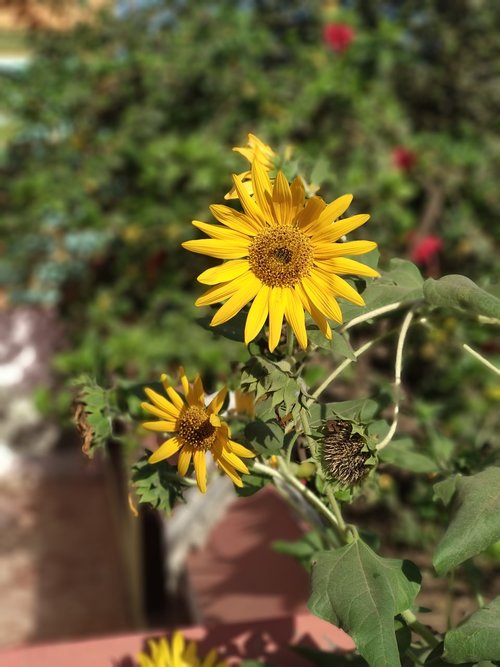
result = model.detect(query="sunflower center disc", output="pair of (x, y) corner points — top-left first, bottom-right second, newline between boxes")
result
(178, 406), (216, 450)
(249, 226), (313, 288)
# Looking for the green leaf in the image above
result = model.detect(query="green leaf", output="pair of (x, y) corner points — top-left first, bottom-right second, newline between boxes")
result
(244, 418), (284, 455)
(341, 259), (423, 322)
(293, 645), (367, 665)
(444, 597), (500, 664)
(308, 328), (357, 361)
(378, 438), (439, 473)
(273, 529), (335, 572)
(433, 476), (460, 506)
(73, 374), (113, 457)
(433, 468), (500, 575)
(308, 539), (421, 667)
(309, 399), (378, 429)
(196, 312), (246, 342)
(423, 275), (500, 320)
(235, 470), (269, 497)
(132, 454), (188, 514)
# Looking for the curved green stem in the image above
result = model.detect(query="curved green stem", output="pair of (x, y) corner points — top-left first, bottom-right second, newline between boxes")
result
(376, 309), (415, 451)
(400, 609), (440, 649)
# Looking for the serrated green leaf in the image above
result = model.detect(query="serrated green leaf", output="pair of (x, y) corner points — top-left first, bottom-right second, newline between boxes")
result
(378, 438), (439, 473)
(433, 468), (500, 575)
(132, 454), (187, 514)
(308, 540), (421, 667)
(444, 598), (500, 664)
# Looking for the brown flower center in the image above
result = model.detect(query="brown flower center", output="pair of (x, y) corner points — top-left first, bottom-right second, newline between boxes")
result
(249, 226), (313, 288)
(177, 405), (216, 450)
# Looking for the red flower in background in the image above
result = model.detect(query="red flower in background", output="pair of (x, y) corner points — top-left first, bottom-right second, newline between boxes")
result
(392, 146), (417, 171)
(410, 235), (443, 265)
(323, 23), (355, 53)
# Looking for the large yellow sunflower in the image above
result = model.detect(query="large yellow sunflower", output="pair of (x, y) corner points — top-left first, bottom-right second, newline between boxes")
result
(137, 631), (227, 667)
(183, 161), (379, 352)
(142, 369), (254, 493)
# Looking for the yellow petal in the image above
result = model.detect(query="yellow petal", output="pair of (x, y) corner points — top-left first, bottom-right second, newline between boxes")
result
(171, 632), (185, 662)
(191, 220), (249, 241)
(317, 214), (371, 243)
(191, 374), (205, 406)
(284, 287), (308, 350)
(178, 367), (190, 395)
(296, 284), (333, 340)
(143, 389), (180, 418)
(315, 194), (353, 227)
(290, 176), (305, 215)
(328, 273), (366, 306)
(197, 259), (250, 285)
(160, 374), (185, 410)
(268, 287), (286, 352)
(209, 204), (259, 235)
(207, 386), (228, 415)
(201, 648), (218, 667)
(210, 273), (261, 327)
(142, 420), (177, 432)
(185, 641), (198, 663)
(193, 450), (207, 493)
(148, 436), (182, 464)
(251, 160), (273, 221)
(221, 446), (249, 474)
(232, 173), (266, 227)
(244, 284), (270, 344)
(177, 446), (193, 476)
(182, 238), (250, 259)
(329, 240), (378, 257)
(318, 257), (380, 278)
(302, 274), (343, 323)
(215, 455), (243, 487)
(209, 414), (221, 427)
(271, 170), (293, 225)
(228, 440), (255, 458)
(195, 271), (251, 307)
(297, 196), (327, 233)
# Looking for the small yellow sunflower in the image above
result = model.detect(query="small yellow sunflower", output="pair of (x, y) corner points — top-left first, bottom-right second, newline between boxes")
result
(224, 133), (276, 200)
(137, 631), (227, 667)
(183, 161), (379, 352)
(142, 368), (255, 493)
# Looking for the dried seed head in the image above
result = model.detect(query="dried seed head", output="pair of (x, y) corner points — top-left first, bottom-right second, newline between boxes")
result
(321, 419), (370, 487)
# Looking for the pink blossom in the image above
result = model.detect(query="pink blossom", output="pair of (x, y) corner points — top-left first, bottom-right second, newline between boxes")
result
(392, 146), (417, 171)
(410, 235), (443, 264)
(323, 23), (355, 53)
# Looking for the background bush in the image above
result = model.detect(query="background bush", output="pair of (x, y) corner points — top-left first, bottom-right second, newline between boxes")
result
(1, 1), (499, 513)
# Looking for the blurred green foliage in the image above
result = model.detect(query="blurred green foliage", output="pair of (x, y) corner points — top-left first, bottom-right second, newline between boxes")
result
(0, 0), (499, 499)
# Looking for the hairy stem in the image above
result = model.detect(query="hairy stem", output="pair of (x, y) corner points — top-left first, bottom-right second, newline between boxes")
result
(401, 609), (440, 649)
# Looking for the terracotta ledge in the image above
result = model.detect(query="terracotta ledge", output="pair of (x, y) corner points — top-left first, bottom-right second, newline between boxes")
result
(0, 613), (355, 666)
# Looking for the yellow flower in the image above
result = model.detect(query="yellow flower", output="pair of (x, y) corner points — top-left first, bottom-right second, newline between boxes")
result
(183, 161), (379, 352)
(142, 369), (255, 493)
(224, 133), (276, 200)
(137, 631), (227, 667)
